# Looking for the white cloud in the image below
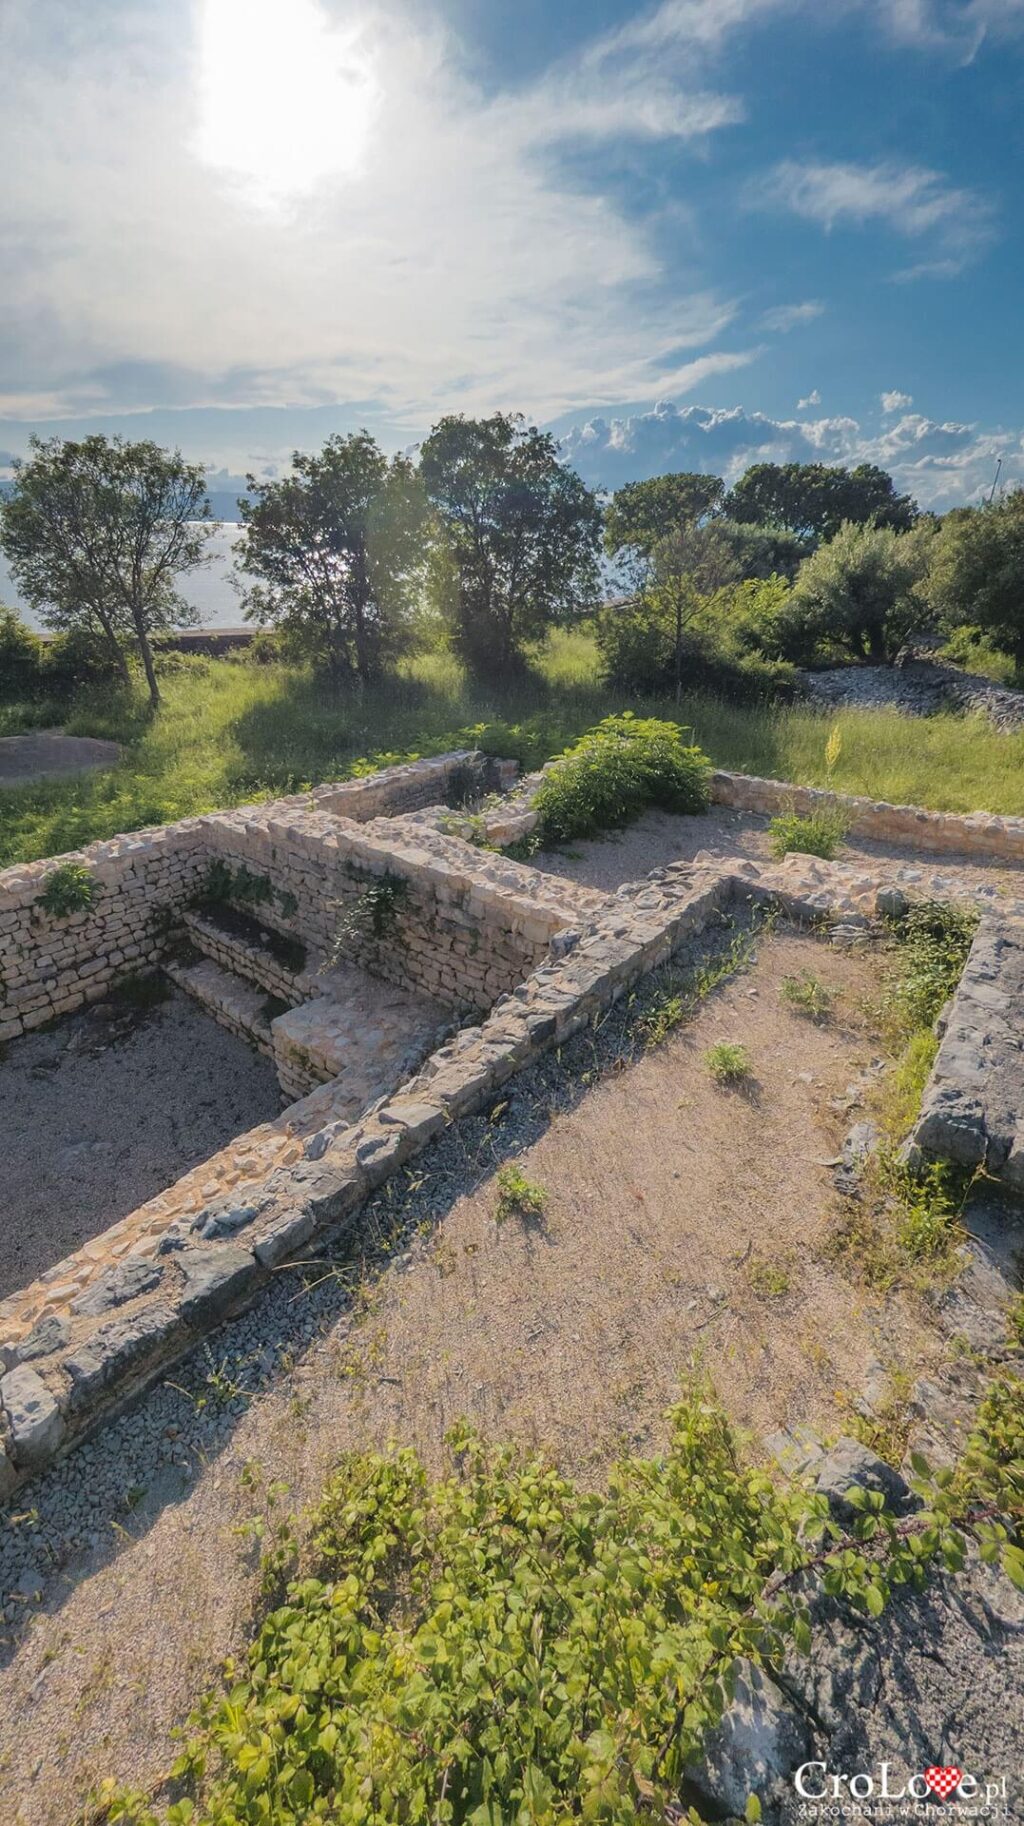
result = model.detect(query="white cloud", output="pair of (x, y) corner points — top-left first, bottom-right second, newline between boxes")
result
(750, 158), (997, 276)
(881, 389), (914, 411)
(798, 389), (822, 408)
(559, 399), (1024, 508)
(760, 300), (825, 333)
(0, 0), (753, 425)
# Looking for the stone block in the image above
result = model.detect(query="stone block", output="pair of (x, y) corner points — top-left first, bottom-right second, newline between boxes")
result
(1, 1365), (66, 1468)
(63, 1301), (183, 1412)
(177, 1247), (263, 1327)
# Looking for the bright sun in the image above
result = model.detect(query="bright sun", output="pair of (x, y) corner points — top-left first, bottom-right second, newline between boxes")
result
(194, 0), (378, 203)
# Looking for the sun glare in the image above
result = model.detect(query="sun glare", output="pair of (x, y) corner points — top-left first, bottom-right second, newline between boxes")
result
(194, 0), (377, 203)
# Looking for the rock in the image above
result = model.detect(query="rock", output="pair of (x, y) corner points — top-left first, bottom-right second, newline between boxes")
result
(191, 1200), (264, 1243)
(252, 1204), (316, 1269)
(176, 1247), (262, 1327)
(71, 1257), (163, 1316)
(684, 1658), (811, 1818)
(814, 1438), (912, 1527)
(63, 1302), (183, 1412)
(842, 1120), (880, 1169)
(15, 1314), (70, 1362)
(0, 1365), (66, 1469)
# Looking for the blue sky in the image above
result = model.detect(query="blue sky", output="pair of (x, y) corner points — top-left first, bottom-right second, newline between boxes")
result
(2, 0), (1023, 507)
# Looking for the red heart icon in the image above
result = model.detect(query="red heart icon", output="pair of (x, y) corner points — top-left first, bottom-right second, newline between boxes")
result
(924, 1767), (963, 1801)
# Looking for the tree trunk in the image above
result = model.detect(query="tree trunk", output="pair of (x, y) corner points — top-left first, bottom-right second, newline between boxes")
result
(134, 618), (161, 709)
(674, 587), (685, 704)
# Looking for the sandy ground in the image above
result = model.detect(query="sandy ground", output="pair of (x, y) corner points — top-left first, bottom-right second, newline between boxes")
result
(532, 804), (1024, 897)
(0, 930), (946, 1823)
(0, 731), (120, 785)
(0, 985), (281, 1298)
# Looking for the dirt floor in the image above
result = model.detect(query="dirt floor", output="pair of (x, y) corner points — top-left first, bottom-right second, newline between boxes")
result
(0, 984), (281, 1297)
(0, 928), (949, 1823)
(0, 730), (120, 785)
(532, 803), (1024, 897)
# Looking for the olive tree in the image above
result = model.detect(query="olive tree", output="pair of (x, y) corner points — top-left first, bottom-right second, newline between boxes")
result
(927, 490), (1024, 666)
(236, 432), (428, 686)
(783, 518), (935, 664)
(0, 435), (212, 707)
(420, 413), (601, 680)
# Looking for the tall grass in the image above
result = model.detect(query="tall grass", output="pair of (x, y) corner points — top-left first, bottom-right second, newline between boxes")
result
(3, 628), (1024, 866)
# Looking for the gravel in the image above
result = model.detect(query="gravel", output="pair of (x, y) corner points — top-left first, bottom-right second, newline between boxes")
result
(802, 658), (1024, 732)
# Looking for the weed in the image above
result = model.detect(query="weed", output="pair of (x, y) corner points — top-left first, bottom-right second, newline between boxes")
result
(746, 1255), (791, 1298)
(767, 807), (848, 861)
(495, 1161), (548, 1226)
(780, 972), (835, 1021)
(704, 1040), (752, 1084)
(332, 868), (410, 953)
(879, 899), (978, 1045)
(36, 861), (96, 918)
(533, 712), (711, 844)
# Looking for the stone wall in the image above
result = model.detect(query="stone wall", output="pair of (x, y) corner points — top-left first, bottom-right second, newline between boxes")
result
(710, 769), (1024, 860)
(0, 753), (515, 1041)
(0, 824), (209, 1044)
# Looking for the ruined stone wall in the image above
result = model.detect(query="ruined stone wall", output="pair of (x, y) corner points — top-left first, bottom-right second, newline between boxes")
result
(0, 825), (209, 1043)
(0, 753), (516, 1041)
(710, 770), (1024, 860)
(201, 805), (602, 1013)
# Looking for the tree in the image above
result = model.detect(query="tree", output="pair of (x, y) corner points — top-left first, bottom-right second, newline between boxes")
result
(783, 519), (934, 664)
(725, 461), (917, 542)
(714, 518), (807, 583)
(236, 432), (428, 687)
(420, 413), (601, 680)
(648, 521), (741, 700)
(604, 471), (725, 585)
(927, 490), (1024, 666)
(0, 435), (212, 707)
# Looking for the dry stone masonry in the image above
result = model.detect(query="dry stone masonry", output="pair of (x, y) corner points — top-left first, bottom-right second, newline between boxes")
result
(4, 750), (1024, 1499)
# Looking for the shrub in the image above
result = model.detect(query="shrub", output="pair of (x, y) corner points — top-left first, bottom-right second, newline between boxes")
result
(495, 1161), (547, 1226)
(0, 607), (44, 701)
(704, 1040), (751, 1083)
(534, 713), (711, 844)
(36, 860), (97, 917)
(767, 807), (847, 860)
(880, 899), (978, 1042)
(42, 625), (128, 694)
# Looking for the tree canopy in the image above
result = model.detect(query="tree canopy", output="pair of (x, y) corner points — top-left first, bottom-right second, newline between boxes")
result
(0, 434), (212, 706)
(420, 413), (601, 679)
(724, 461), (917, 542)
(927, 489), (1024, 665)
(236, 432), (428, 685)
(781, 518), (934, 664)
(604, 471), (725, 582)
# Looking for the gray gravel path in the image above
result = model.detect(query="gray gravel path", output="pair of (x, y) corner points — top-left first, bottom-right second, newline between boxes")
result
(0, 730), (121, 784)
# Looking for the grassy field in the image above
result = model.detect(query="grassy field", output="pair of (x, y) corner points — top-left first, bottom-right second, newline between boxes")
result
(3, 627), (1024, 866)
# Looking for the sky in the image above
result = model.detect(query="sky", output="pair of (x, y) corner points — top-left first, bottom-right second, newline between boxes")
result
(2, 0), (1023, 514)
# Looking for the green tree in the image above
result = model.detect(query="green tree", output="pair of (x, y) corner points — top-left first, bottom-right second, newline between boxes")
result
(928, 490), (1024, 667)
(783, 519), (934, 663)
(420, 412), (601, 680)
(0, 435), (212, 708)
(648, 520), (741, 700)
(604, 471), (725, 585)
(725, 461), (917, 542)
(236, 432), (428, 687)
(0, 608), (44, 701)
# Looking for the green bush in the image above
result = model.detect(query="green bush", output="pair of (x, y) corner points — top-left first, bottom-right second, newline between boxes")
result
(534, 713), (711, 844)
(881, 899), (978, 1042)
(596, 589), (796, 703)
(767, 807), (848, 860)
(42, 626), (126, 694)
(36, 860), (96, 917)
(0, 608), (44, 701)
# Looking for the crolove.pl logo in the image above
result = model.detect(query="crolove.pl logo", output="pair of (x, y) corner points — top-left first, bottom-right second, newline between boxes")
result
(792, 1760), (1012, 1816)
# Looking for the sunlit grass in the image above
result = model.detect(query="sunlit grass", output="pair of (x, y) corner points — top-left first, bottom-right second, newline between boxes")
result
(3, 628), (1024, 866)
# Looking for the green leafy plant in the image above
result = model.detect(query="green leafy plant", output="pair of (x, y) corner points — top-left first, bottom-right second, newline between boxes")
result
(92, 1372), (1024, 1826)
(534, 712), (711, 844)
(36, 860), (96, 917)
(495, 1161), (548, 1227)
(333, 869), (410, 953)
(879, 899), (978, 1044)
(767, 806), (847, 861)
(704, 1040), (752, 1084)
(780, 972), (835, 1021)
(746, 1255), (791, 1298)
